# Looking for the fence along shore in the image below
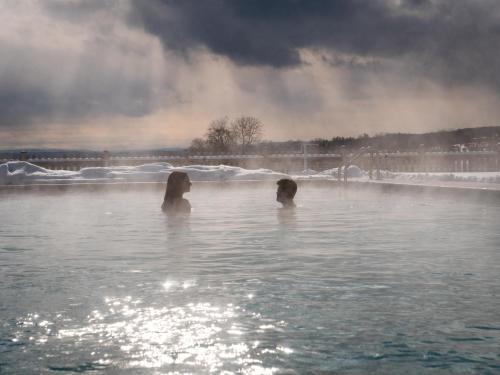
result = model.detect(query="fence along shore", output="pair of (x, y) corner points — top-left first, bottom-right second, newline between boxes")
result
(3, 149), (500, 175)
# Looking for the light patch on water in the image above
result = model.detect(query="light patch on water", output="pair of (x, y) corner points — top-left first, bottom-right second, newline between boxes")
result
(162, 279), (197, 291)
(227, 325), (245, 335)
(49, 297), (275, 372)
(258, 324), (276, 330)
(241, 365), (280, 375)
(162, 280), (176, 290)
(182, 280), (196, 289)
(16, 313), (56, 346)
(277, 346), (293, 354)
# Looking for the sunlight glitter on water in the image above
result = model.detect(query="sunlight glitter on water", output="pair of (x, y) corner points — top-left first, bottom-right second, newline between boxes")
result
(50, 295), (277, 372)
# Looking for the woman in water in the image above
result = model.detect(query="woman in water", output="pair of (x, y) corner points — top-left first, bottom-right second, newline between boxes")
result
(161, 171), (192, 213)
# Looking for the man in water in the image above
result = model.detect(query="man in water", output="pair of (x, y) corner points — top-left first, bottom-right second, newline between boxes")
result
(276, 178), (297, 208)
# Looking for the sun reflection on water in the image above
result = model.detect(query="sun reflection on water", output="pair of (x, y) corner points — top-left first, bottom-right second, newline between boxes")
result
(12, 276), (296, 373)
(22, 288), (284, 373)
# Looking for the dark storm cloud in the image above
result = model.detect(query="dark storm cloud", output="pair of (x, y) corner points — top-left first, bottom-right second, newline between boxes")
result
(0, 41), (157, 128)
(2, 0), (500, 140)
(131, 0), (500, 88)
(0, 0), (168, 129)
(44, 0), (119, 21)
(0, 80), (153, 127)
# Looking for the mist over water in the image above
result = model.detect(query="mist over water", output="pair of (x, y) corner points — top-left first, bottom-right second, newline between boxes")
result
(1, 186), (500, 373)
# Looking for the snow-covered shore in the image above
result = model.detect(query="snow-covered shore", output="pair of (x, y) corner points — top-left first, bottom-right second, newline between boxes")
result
(389, 171), (500, 184)
(1, 160), (499, 186)
(0, 161), (291, 185)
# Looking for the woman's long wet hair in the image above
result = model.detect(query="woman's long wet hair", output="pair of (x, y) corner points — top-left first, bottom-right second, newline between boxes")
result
(164, 171), (189, 204)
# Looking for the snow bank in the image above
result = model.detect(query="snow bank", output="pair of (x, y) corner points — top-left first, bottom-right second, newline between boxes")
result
(390, 171), (500, 184)
(2, 160), (499, 186)
(318, 165), (363, 178)
(0, 161), (75, 185)
(0, 161), (289, 185)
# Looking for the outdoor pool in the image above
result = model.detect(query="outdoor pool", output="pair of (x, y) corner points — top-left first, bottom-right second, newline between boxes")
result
(1, 184), (499, 374)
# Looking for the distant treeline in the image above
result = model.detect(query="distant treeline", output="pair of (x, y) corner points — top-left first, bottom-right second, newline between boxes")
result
(0, 148), (182, 160)
(255, 126), (500, 154)
(2, 126), (499, 160)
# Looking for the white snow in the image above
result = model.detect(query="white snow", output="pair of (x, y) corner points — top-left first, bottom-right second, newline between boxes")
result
(319, 165), (363, 178)
(387, 171), (500, 184)
(0, 161), (289, 185)
(1, 160), (499, 186)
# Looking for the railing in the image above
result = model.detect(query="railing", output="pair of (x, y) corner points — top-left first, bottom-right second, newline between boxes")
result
(2, 150), (499, 175)
(338, 147), (370, 182)
(358, 150), (499, 175)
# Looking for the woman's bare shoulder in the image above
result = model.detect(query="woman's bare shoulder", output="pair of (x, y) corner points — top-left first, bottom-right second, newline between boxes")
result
(176, 199), (191, 212)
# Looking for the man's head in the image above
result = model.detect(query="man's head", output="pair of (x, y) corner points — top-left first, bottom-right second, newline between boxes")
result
(276, 178), (297, 207)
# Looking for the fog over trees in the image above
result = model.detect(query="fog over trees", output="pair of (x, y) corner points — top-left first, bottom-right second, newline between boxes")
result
(310, 127), (500, 153)
(205, 117), (235, 153)
(231, 117), (263, 153)
(190, 116), (263, 153)
(189, 125), (500, 155)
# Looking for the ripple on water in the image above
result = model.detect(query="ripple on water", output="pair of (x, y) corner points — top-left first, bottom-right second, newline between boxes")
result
(9, 294), (292, 373)
(1, 188), (500, 373)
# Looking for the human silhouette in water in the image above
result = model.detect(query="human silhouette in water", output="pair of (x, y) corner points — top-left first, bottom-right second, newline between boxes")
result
(162, 171), (192, 213)
(276, 178), (297, 209)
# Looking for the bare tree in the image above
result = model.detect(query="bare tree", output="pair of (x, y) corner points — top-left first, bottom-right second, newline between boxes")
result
(231, 116), (263, 153)
(189, 138), (207, 154)
(206, 117), (236, 153)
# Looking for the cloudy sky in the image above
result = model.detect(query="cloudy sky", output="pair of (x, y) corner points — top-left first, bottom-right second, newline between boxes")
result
(1, 0), (500, 149)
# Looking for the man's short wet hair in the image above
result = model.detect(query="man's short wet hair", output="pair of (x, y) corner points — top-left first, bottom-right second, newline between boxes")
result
(277, 178), (297, 199)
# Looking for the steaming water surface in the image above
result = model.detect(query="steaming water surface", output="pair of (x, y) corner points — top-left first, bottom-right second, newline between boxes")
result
(1, 185), (500, 374)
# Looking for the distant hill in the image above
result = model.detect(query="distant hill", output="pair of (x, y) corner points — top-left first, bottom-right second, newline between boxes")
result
(368, 126), (500, 151)
(0, 148), (101, 160)
(1, 126), (499, 160)
(253, 126), (500, 154)
(308, 126), (500, 153)
(0, 147), (184, 160)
